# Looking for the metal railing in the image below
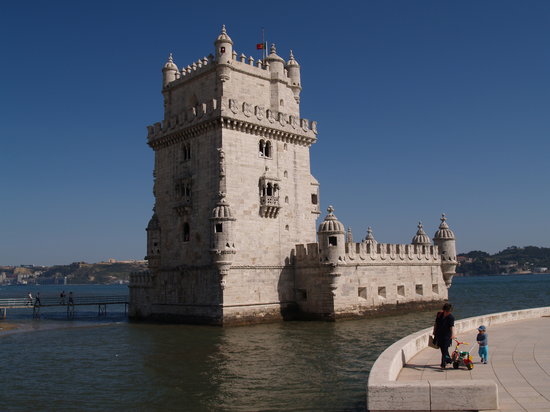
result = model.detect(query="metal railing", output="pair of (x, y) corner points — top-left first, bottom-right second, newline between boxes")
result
(0, 295), (128, 308)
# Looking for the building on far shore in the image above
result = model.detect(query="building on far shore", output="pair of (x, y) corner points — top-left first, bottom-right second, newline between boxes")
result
(129, 26), (457, 325)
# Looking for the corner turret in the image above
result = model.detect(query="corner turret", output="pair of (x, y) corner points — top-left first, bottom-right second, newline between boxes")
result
(146, 211), (161, 269)
(209, 192), (237, 269)
(318, 206), (346, 264)
(265, 44), (285, 76)
(214, 25), (233, 81)
(433, 214), (457, 287)
(286, 50), (302, 103)
(362, 227), (378, 247)
(412, 222), (432, 246)
(162, 53), (178, 87)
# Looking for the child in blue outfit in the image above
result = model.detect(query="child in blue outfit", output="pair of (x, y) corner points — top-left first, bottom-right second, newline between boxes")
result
(477, 325), (488, 364)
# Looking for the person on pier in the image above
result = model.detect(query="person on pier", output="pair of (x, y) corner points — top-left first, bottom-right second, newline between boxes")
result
(433, 303), (456, 369)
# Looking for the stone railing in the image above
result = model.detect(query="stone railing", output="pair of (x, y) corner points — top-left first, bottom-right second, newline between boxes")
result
(367, 306), (550, 411)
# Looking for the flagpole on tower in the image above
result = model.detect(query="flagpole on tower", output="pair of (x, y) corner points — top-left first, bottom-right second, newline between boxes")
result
(262, 27), (266, 60)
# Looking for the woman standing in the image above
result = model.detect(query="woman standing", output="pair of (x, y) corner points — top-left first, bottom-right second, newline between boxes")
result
(433, 303), (456, 369)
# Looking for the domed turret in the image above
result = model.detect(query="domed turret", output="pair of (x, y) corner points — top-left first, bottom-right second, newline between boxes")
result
(412, 222), (432, 245)
(265, 43), (285, 76)
(434, 214), (456, 241)
(146, 211), (161, 269)
(318, 206), (346, 263)
(433, 214), (457, 287)
(362, 227), (378, 247)
(209, 193), (236, 268)
(286, 50), (302, 102)
(214, 25), (233, 70)
(162, 53), (178, 87)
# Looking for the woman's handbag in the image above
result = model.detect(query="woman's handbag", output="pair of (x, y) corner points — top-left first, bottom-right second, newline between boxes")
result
(428, 335), (439, 349)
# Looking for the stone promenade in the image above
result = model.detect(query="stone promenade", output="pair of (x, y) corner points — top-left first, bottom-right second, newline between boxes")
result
(398, 316), (550, 411)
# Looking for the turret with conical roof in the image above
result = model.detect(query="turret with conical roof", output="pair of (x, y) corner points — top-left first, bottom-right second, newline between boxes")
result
(433, 214), (457, 287)
(214, 25), (233, 81)
(412, 222), (432, 246)
(146, 210), (161, 269)
(286, 50), (302, 103)
(162, 53), (178, 87)
(318, 206), (346, 263)
(265, 43), (285, 76)
(362, 227), (378, 248)
(209, 192), (237, 269)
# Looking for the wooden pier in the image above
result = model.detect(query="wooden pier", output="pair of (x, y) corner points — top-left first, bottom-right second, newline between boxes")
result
(0, 295), (129, 319)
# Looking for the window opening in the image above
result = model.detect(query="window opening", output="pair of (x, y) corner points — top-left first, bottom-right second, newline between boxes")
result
(328, 236), (337, 246)
(215, 223), (223, 233)
(183, 223), (190, 242)
(311, 194), (318, 205)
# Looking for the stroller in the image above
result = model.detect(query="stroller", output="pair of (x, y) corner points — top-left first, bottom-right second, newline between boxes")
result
(451, 339), (474, 370)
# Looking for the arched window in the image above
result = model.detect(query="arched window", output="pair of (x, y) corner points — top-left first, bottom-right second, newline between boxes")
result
(259, 139), (272, 158)
(182, 142), (191, 161)
(183, 223), (190, 242)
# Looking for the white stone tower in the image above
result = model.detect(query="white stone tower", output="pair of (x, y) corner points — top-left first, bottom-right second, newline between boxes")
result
(129, 26), (320, 324)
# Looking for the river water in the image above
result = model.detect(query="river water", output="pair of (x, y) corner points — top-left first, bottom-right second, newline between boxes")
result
(1, 274), (549, 411)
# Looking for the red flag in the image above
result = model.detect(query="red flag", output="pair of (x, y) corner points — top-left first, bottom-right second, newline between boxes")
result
(256, 43), (265, 50)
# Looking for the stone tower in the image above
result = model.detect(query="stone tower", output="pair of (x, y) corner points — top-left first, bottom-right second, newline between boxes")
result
(129, 26), (320, 324)
(130, 25), (458, 325)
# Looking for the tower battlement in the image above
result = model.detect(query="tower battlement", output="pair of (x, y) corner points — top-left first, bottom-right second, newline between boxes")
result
(163, 51), (298, 89)
(146, 96), (318, 148)
(344, 242), (440, 263)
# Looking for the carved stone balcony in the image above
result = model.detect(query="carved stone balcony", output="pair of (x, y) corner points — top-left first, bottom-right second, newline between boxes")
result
(260, 195), (281, 218)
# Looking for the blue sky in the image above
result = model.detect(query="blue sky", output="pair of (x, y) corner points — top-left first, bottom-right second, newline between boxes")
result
(1, 0), (549, 265)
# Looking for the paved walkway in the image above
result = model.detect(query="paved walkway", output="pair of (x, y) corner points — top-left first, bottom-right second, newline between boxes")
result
(398, 317), (550, 411)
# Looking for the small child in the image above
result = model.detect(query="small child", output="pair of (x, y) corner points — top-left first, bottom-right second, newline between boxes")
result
(477, 325), (488, 364)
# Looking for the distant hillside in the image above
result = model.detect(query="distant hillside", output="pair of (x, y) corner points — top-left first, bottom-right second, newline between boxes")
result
(40, 261), (148, 284)
(457, 246), (550, 276)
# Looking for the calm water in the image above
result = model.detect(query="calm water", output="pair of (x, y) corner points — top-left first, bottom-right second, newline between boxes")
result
(1, 275), (549, 411)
